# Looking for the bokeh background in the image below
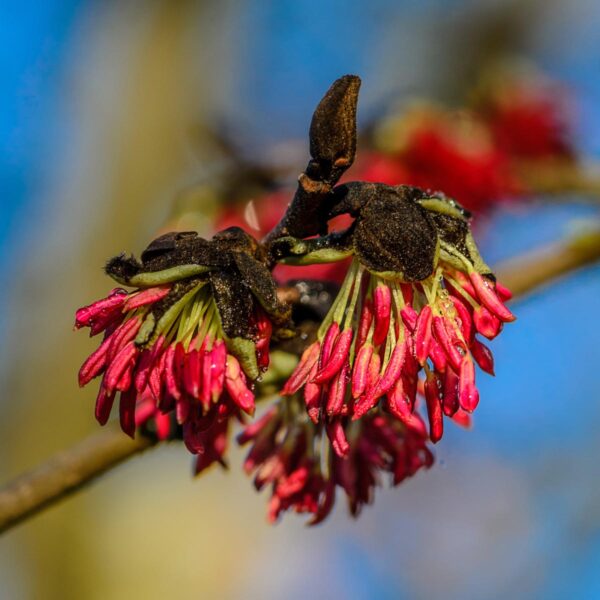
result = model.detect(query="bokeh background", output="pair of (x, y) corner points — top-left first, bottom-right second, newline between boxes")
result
(2, 1), (600, 599)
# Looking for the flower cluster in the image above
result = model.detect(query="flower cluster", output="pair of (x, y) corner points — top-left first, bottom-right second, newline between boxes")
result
(76, 281), (265, 453)
(238, 396), (433, 523)
(358, 108), (522, 212)
(356, 72), (574, 212)
(282, 253), (513, 451)
(75, 74), (518, 524)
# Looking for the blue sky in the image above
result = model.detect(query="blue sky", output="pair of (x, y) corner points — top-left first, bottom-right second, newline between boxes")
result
(2, 2), (600, 597)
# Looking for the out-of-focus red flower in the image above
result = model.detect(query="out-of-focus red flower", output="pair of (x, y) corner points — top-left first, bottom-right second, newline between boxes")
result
(355, 152), (410, 186)
(356, 73), (575, 213)
(334, 412), (434, 516)
(238, 399), (433, 523)
(216, 191), (289, 237)
(356, 107), (521, 212)
(474, 74), (574, 160)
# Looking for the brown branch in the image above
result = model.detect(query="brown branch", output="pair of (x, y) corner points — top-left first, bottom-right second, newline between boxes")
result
(495, 227), (600, 296)
(518, 160), (600, 201)
(263, 75), (361, 245)
(1, 226), (599, 536)
(0, 424), (156, 535)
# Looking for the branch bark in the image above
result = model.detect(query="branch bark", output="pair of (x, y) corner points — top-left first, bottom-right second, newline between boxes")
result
(0, 425), (155, 535)
(1, 226), (599, 536)
(263, 75), (360, 245)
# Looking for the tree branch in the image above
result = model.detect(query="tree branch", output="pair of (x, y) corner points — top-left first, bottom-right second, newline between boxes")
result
(519, 161), (600, 201)
(0, 425), (155, 535)
(495, 227), (600, 296)
(263, 75), (361, 245)
(1, 226), (599, 536)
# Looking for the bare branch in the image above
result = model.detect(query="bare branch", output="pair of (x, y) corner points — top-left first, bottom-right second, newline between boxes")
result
(495, 227), (600, 296)
(0, 425), (156, 535)
(263, 75), (361, 245)
(519, 160), (600, 202)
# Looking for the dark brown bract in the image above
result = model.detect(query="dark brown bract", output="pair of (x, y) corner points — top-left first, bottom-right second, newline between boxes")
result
(106, 227), (292, 343)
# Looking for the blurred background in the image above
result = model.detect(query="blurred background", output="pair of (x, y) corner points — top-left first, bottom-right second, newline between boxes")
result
(2, 1), (600, 598)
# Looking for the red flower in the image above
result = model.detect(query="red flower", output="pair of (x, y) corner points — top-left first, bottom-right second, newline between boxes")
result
(238, 399), (433, 523)
(282, 250), (514, 449)
(76, 282), (270, 452)
(476, 75), (574, 160)
(357, 108), (521, 212)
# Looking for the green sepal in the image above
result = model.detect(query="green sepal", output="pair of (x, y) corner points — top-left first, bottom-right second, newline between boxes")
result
(135, 313), (156, 345)
(464, 232), (492, 275)
(226, 336), (259, 381)
(126, 265), (212, 288)
(277, 247), (353, 265)
(418, 197), (467, 220)
(145, 283), (203, 347)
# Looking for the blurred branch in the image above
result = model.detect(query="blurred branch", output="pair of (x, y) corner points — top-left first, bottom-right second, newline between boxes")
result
(520, 161), (600, 201)
(0, 425), (155, 535)
(1, 227), (600, 535)
(495, 227), (600, 296)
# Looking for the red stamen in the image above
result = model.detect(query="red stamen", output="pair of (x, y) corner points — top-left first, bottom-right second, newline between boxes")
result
(104, 341), (138, 393)
(164, 345), (181, 401)
(281, 342), (320, 395)
(471, 338), (495, 375)
(304, 360), (322, 424)
(210, 341), (227, 401)
(442, 367), (459, 416)
(473, 305), (503, 339)
(183, 349), (201, 399)
(326, 419), (350, 458)
(449, 295), (473, 342)
(356, 299), (373, 349)
(107, 317), (141, 363)
(225, 356), (255, 415)
(495, 281), (513, 301)
(119, 387), (137, 438)
(373, 284), (392, 346)
(424, 374), (444, 443)
(95, 386), (116, 425)
(470, 272), (516, 322)
(123, 285), (171, 311)
(400, 305), (418, 332)
(432, 316), (463, 371)
(351, 343), (373, 399)
(326, 361), (349, 416)
(415, 305), (433, 365)
(459, 357), (479, 412)
(313, 328), (353, 384)
(78, 336), (112, 386)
